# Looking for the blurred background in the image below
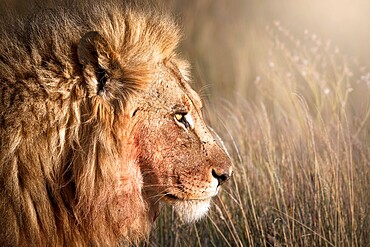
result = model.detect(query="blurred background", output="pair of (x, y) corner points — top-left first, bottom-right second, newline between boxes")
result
(168, 0), (370, 99)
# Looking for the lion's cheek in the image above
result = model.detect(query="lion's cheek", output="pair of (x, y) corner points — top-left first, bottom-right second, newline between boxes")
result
(117, 160), (143, 194)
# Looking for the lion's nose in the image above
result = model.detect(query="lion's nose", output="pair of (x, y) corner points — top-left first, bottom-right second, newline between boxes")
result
(212, 168), (231, 186)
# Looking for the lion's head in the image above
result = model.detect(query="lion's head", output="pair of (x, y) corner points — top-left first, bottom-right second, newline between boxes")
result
(0, 1), (231, 246)
(128, 58), (232, 223)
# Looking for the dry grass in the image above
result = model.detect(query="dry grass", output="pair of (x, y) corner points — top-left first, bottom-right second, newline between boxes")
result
(143, 1), (370, 246)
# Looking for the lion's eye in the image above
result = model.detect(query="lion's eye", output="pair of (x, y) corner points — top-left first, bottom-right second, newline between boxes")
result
(174, 113), (194, 130)
(175, 113), (183, 121)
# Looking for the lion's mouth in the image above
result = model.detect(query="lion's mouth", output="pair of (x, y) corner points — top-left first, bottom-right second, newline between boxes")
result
(165, 194), (180, 201)
(164, 193), (213, 203)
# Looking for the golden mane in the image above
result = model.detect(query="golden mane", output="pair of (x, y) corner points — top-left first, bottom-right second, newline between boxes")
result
(0, 1), (180, 246)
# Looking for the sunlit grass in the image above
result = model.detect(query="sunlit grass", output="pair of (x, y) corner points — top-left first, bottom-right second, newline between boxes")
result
(142, 2), (370, 245)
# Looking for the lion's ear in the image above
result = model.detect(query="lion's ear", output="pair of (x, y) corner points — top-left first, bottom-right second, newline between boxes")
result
(77, 31), (112, 95)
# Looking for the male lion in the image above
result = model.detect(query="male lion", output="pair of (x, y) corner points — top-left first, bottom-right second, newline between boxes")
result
(0, 1), (232, 246)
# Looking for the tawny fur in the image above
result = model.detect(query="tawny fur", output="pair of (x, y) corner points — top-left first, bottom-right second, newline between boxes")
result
(0, 2), (179, 246)
(0, 1), (232, 246)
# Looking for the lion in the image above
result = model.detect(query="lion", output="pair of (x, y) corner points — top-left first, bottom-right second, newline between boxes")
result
(0, 1), (232, 246)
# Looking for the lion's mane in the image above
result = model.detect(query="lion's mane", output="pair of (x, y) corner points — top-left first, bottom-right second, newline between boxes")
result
(0, 1), (180, 246)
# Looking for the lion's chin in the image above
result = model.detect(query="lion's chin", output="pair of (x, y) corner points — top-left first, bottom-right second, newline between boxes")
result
(172, 199), (211, 223)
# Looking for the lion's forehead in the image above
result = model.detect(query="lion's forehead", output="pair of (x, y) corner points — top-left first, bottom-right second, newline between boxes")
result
(148, 60), (203, 112)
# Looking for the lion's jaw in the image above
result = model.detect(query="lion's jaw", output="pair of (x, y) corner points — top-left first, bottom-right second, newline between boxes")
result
(173, 199), (211, 223)
(162, 177), (220, 223)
